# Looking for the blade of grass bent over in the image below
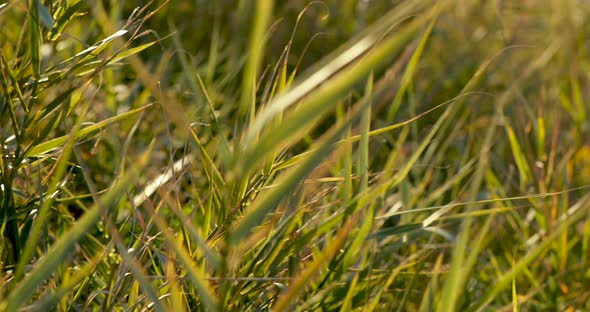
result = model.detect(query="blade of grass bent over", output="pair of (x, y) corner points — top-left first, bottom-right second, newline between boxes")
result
(242, 0), (431, 145)
(238, 10), (439, 178)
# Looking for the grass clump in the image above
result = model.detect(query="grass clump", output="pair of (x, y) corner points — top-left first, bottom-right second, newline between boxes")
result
(1, 0), (590, 311)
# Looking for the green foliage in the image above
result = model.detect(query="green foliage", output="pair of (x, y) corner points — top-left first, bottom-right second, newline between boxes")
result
(1, 0), (590, 311)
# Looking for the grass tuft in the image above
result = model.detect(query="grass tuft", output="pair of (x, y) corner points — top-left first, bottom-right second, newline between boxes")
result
(2, 0), (590, 310)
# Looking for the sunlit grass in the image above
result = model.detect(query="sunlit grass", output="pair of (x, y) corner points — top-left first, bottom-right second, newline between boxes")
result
(1, 0), (590, 311)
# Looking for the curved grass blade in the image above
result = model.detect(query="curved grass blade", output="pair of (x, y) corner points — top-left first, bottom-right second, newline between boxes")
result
(23, 103), (152, 159)
(242, 0), (431, 145)
(237, 9), (439, 178)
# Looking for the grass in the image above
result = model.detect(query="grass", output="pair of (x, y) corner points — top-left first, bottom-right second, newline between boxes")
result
(1, 0), (590, 311)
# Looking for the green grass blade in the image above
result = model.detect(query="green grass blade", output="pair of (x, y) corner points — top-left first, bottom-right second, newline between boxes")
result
(239, 0), (273, 123)
(242, 2), (434, 145)
(387, 4), (440, 119)
(109, 41), (158, 64)
(358, 73), (372, 193)
(504, 121), (531, 189)
(29, 0), (41, 84)
(48, 1), (84, 41)
(24, 104), (152, 158)
(238, 10), (438, 176)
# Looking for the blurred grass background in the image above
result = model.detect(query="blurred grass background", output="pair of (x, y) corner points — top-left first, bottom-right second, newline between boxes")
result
(1, 0), (590, 311)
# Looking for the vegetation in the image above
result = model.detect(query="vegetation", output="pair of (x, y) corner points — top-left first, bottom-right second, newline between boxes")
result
(1, 0), (590, 310)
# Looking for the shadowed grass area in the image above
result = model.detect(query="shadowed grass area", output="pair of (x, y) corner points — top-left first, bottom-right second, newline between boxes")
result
(1, 0), (590, 311)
